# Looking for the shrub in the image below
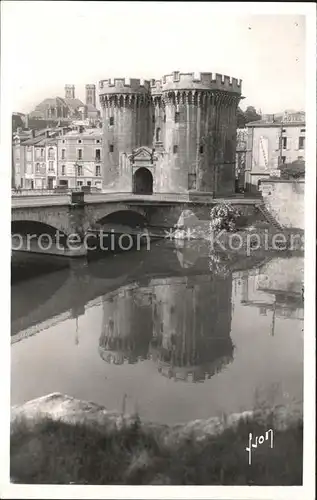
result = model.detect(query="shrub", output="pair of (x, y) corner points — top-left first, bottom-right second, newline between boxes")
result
(208, 252), (231, 278)
(210, 203), (241, 232)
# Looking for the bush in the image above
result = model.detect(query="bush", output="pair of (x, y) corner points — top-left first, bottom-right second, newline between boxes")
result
(210, 203), (241, 232)
(208, 252), (231, 278)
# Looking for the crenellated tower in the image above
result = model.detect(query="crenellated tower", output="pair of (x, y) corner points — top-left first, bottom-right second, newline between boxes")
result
(99, 78), (153, 189)
(99, 71), (242, 195)
(151, 71), (242, 195)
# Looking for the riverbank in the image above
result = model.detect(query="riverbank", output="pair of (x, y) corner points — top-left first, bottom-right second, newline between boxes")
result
(11, 393), (303, 485)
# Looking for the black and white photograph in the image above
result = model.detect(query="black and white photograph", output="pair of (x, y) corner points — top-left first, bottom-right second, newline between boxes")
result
(0, 1), (315, 498)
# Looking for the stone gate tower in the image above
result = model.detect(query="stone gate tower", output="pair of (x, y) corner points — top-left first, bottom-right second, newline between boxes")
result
(99, 71), (242, 196)
(151, 72), (242, 194)
(99, 78), (153, 190)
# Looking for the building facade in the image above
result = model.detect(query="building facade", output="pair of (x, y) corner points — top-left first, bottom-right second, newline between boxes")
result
(245, 112), (305, 192)
(235, 128), (248, 191)
(13, 130), (60, 189)
(99, 71), (242, 195)
(57, 127), (103, 189)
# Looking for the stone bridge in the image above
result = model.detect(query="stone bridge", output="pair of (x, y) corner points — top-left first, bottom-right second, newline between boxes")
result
(11, 192), (261, 242)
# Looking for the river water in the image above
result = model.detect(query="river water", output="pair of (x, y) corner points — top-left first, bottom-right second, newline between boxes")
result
(11, 240), (304, 424)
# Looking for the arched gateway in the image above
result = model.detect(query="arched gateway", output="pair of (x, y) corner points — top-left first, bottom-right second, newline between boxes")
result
(133, 167), (153, 195)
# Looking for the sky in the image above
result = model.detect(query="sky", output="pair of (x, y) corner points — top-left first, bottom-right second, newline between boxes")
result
(1, 2), (307, 115)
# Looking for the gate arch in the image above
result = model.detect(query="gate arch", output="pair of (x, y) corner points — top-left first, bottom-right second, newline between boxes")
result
(133, 168), (153, 195)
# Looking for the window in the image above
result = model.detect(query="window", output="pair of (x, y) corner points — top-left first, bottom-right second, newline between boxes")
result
(61, 165), (65, 175)
(35, 163), (40, 173)
(48, 161), (54, 171)
(95, 165), (101, 176)
(95, 149), (101, 161)
(152, 115), (155, 124)
(298, 136), (305, 149)
(282, 129), (286, 133)
(87, 181), (91, 187)
(199, 145), (204, 154)
(164, 115), (166, 123)
(78, 140), (82, 144)
(77, 181), (83, 187)
(109, 117), (114, 126)
(175, 112), (180, 123)
(188, 173), (197, 190)
(300, 129), (306, 133)
(77, 149), (82, 160)
(109, 144), (114, 152)
(173, 145), (178, 154)
(61, 149), (66, 159)
(297, 156), (304, 161)
(48, 147), (55, 159)
(26, 151), (32, 161)
(77, 165), (83, 176)
(62, 140), (65, 143)
(41, 148), (44, 157)
(35, 149), (41, 159)
(96, 139), (100, 144)
(282, 137), (287, 149)
(281, 156), (286, 164)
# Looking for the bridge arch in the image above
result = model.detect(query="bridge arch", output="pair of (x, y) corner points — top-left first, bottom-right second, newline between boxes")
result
(96, 209), (148, 229)
(86, 203), (149, 231)
(11, 220), (68, 238)
(11, 206), (78, 237)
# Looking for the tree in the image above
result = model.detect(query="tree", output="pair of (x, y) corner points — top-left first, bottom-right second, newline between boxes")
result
(278, 160), (305, 179)
(237, 107), (246, 128)
(244, 106), (262, 124)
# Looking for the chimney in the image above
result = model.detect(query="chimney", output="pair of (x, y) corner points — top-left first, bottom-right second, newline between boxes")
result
(85, 84), (96, 107)
(25, 114), (29, 129)
(31, 129), (36, 138)
(45, 130), (50, 138)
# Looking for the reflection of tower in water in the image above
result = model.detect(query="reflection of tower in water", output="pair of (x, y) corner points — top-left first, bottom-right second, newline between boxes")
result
(149, 273), (234, 382)
(99, 285), (153, 365)
(98, 272), (234, 381)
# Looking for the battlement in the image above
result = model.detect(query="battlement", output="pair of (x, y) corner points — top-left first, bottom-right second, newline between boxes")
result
(151, 71), (242, 94)
(99, 78), (151, 95)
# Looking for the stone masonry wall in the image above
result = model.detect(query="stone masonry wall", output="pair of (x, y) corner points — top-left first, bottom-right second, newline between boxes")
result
(260, 179), (305, 230)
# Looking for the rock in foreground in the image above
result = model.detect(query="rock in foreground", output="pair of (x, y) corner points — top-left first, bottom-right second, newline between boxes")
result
(11, 393), (303, 485)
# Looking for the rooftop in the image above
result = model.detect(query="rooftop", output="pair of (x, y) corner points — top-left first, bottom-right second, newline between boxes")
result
(31, 96), (85, 115)
(247, 111), (305, 128)
(21, 135), (58, 146)
(60, 128), (102, 139)
(246, 119), (306, 128)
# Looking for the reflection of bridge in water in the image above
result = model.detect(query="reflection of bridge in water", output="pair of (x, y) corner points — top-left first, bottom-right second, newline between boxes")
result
(12, 241), (237, 343)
